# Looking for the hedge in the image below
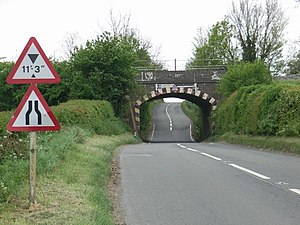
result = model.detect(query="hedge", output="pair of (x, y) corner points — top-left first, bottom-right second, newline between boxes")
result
(215, 82), (300, 137)
(51, 100), (127, 135)
(0, 100), (128, 161)
(0, 100), (127, 137)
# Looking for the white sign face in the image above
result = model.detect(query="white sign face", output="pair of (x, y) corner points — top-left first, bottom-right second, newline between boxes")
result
(13, 43), (55, 80)
(12, 91), (54, 127)
(6, 37), (61, 84)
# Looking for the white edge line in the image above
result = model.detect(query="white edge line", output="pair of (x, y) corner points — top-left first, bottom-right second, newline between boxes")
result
(165, 103), (173, 132)
(201, 152), (222, 161)
(289, 189), (300, 195)
(229, 163), (271, 180)
(189, 125), (195, 142)
(177, 144), (187, 149)
(150, 125), (155, 142)
(187, 148), (199, 153)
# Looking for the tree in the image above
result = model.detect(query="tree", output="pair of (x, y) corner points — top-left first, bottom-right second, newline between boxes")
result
(61, 32), (81, 60)
(187, 18), (239, 68)
(229, 0), (287, 68)
(105, 10), (162, 70)
(0, 62), (27, 111)
(218, 60), (272, 97)
(69, 32), (138, 114)
(285, 48), (300, 75)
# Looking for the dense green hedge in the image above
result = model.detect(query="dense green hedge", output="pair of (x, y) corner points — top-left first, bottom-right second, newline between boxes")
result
(52, 100), (127, 135)
(215, 82), (300, 137)
(181, 101), (203, 141)
(0, 100), (127, 137)
(139, 100), (163, 140)
(0, 100), (127, 161)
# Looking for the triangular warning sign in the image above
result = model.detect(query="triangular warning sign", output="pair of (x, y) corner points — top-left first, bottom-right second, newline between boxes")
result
(6, 37), (61, 84)
(7, 85), (60, 132)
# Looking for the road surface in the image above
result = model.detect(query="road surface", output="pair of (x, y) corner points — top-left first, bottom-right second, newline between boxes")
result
(150, 102), (193, 142)
(119, 102), (300, 225)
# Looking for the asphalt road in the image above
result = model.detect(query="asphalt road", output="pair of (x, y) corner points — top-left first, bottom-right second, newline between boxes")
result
(119, 102), (300, 225)
(150, 102), (193, 142)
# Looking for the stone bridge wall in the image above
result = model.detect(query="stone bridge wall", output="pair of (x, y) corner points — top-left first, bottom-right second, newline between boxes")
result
(136, 67), (226, 98)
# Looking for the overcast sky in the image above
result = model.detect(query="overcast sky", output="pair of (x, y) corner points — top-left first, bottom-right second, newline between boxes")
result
(0, 0), (299, 69)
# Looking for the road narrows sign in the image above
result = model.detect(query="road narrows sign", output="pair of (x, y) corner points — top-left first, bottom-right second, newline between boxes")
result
(6, 37), (61, 84)
(7, 84), (60, 131)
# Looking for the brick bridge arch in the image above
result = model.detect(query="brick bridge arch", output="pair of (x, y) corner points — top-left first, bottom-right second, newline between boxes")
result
(134, 86), (218, 141)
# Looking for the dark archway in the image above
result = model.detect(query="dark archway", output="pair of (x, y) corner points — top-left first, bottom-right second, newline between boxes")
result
(134, 86), (217, 141)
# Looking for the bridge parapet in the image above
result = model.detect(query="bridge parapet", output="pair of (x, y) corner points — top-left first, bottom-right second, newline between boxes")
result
(137, 67), (226, 83)
(136, 68), (226, 98)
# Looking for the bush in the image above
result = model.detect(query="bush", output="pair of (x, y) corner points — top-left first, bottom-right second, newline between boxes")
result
(139, 100), (163, 140)
(181, 101), (203, 141)
(215, 82), (300, 137)
(218, 60), (272, 97)
(52, 99), (128, 135)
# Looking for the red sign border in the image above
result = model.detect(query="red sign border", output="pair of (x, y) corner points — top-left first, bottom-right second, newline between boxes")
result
(7, 84), (60, 132)
(6, 37), (61, 84)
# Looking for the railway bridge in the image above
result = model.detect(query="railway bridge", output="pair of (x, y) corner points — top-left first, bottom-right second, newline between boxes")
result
(130, 67), (227, 140)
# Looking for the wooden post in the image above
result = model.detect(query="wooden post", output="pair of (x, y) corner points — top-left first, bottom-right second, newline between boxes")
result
(29, 131), (37, 206)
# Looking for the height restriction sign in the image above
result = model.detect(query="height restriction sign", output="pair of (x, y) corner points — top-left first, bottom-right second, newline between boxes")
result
(6, 37), (61, 84)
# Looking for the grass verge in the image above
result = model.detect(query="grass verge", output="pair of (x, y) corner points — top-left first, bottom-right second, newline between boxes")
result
(212, 132), (300, 155)
(181, 101), (202, 142)
(0, 127), (140, 224)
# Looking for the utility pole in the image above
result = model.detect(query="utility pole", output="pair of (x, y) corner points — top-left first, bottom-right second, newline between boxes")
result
(174, 59), (177, 71)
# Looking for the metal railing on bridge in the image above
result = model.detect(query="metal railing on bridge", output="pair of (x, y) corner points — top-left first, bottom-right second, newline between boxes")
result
(134, 59), (226, 71)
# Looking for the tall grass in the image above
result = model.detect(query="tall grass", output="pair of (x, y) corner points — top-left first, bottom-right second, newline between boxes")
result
(0, 99), (138, 224)
(0, 127), (139, 224)
(218, 132), (300, 155)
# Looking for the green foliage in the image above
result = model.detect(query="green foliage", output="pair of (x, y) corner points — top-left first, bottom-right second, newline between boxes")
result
(38, 60), (73, 106)
(0, 126), (87, 204)
(0, 99), (128, 203)
(181, 101), (203, 141)
(0, 61), (72, 111)
(188, 18), (238, 68)
(215, 82), (300, 137)
(218, 133), (300, 155)
(285, 49), (300, 75)
(1, 31), (156, 117)
(218, 60), (272, 97)
(0, 62), (28, 111)
(52, 99), (128, 135)
(140, 100), (163, 140)
(69, 32), (138, 115)
(229, 0), (287, 68)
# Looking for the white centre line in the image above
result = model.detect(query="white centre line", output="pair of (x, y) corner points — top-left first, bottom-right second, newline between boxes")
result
(177, 144), (300, 196)
(289, 189), (300, 195)
(201, 152), (222, 161)
(229, 163), (271, 180)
